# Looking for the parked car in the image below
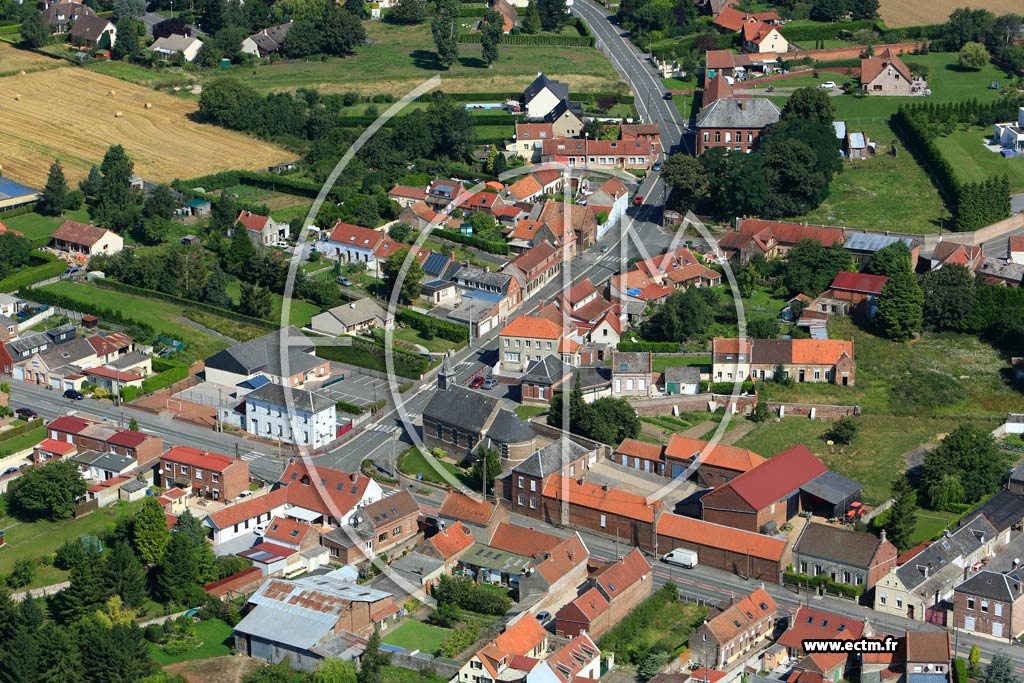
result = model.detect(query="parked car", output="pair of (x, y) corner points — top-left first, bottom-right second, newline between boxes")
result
(469, 376), (486, 389)
(662, 548), (699, 568)
(663, 91), (673, 100)
(819, 81), (838, 90)
(536, 611), (551, 622)
(483, 378), (498, 390)
(600, 245), (610, 253)
(336, 276), (353, 287)
(652, 161), (663, 171)
(633, 195), (644, 206)
(2, 467), (18, 476)
(14, 408), (38, 419)
(272, 240), (289, 248)
(63, 389), (85, 400)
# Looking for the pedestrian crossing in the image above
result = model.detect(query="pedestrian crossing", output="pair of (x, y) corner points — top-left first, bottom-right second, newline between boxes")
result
(240, 452), (261, 462)
(367, 424), (403, 436)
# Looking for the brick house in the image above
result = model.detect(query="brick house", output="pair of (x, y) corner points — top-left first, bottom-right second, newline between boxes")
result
(159, 446), (250, 501)
(500, 316), (571, 375)
(422, 384), (536, 462)
(542, 137), (656, 171)
(712, 337), (856, 387)
(793, 523), (898, 590)
(612, 438), (666, 476)
(953, 570), (1024, 642)
(509, 242), (563, 297)
(261, 516), (320, 552)
(542, 475), (661, 550)
(777, 607), (868, 682)
(664, 434), (765, 486)
(689, 587), (778, 670)
(554, 548), (652, 638)
(506, 437), (592, 519)
(520, 354), (573, 405)
(822, 271), (890, 318)
(455, 615), (548, 683)
(420, 520), (476, 571)
(861, 48), (915, 96)
(657, 513), (787, 583)
(439, 490), (510, 543)
(321, 489), (421, 564)
(905, 630), (951, 680)
(277, 461), (384, 528)
(695, 97), (781, 155)
(717, 219), (846, 264)
(611, 351), (653, 398)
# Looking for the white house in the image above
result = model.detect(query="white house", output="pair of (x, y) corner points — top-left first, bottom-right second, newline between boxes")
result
(524, 73), (570, 120)
(234, 210), (289, 247)
(227, 383), (338, 450)
(150, 33), (202, 62)
(322, 221), (383, 265)
(994, 107), (1024, 152)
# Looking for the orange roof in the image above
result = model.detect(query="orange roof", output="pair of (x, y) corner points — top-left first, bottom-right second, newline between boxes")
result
(543, 475), (659, 522)
(862, 48), (912, 84)
(593, 547), (650, 598)
(388, 184), (427, 200)
(263, 516), (314, 545)
(778, 606), (865, 657)
(703, 587), (777, 643)
(533, 169), (562, 188)
(690, 669), (728, 683)
(500, 315), (564, 340)
(516, 122), (554, 140)
(494, 615), (548, 657)
(278, 461), (374, 518)
(489, 522), (562, 557)
(439, 490), (497, 526)
(36, 438), (77, 455)
(326, 221), (383, 248)
(635, 283), (673, 301)
(206, 488), (288, 529)
(236, 210), (270, 232)
(706, 49), (737, 69)
(426, 521), (475, 559)
(790, 339), (853, 365)
(543, 633), (600, 683)
(563, 586), (609, 620)
(657, 513), (787, 561)
(1009, 235), (1024, 253)
(742, 20), (776, 44)
(507, 175), (543, 201)
(615, 438), (663, 462)
(712, 337), (752, 356)
(161, 445), (236, 472)
(664, 435), (765, 472)
(510, 219), (545, 241)
(535, 533), (588, 584)
(703, 73), (734, 105)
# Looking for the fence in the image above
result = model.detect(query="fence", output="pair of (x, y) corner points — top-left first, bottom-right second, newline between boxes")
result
(766, 402), (859, 419)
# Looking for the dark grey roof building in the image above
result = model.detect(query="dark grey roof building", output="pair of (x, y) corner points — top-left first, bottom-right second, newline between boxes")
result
(695, 97), (781, 130)
(511, 437), (591, 478)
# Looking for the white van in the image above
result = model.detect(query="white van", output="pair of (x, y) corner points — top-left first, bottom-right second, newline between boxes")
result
(663, 548), (698, 568)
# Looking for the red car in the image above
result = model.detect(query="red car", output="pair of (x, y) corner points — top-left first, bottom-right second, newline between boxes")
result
(469, 376), (486, 388)
(633, 195), (644, 206)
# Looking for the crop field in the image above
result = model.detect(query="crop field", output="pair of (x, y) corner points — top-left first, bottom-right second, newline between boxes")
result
(0, 68), (291, 187)
(880, 0), (1022, 28)
(0, 42), (66, 76)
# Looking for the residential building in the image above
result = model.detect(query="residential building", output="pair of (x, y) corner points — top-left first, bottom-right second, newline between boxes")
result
(861, 48), (915, 96)
(203, 488), (289, 545)
(160, 446), (250, 501)
(953, 570), (1024, 642)
(69, 12), (116, 48)
(793, 523), (898, 590)
(276, 461), (384, 528)
(778, 607), (867, 682)
(203, 327), (330, 389)
(994, 107), (1024, 153)
(524, 73), (571, 120)
(42, 2), (92, 32)
(233, 571), (398, 671)
(717, 218), (846, 263)
(507, 122), (556, 161)
(526, 633), (601, 683)
(322, 221), (383, 264)
(657, 513), (787, 583)
(844, 233), (920, 268)
(261, 517), (320, 552)
(554, 548), (652, 638)
(309, 299), (393, 335)
(150, 33), (202, 61)
(712, 7), (781, 33)
(453, 265), (524, 319)
(234, 210), (289, 247)
(712, 337), (856, 386)
(510, 241), (563, 297)
(664, 435), (765, 486)
(540, 475), (661, 550)
(742, 21), (787, 53)
(542, 138), (655, 170)
(701, 444), (862, 533)
(506, 438), (593, 516)
(822, 272), (890, 318)
(439, 490), (510, 542)
(420, 520), (476, 570)
(425, 179), (464, 211)
(664, 366), (700, 395)
(50, 221), (123, 259)
(387, 184), (427, 208)
(689, 587), (778, 670)
(520, 355), (573, 405)
(695, 98), (781, 155)
(544, 100), (585, 137)
(905, 630), (951, 682)
(82, 366), (144, 392)
(321, 489), (421, 564)
(610, 351), (653, 398)
(500, 316), (571, 374)
(611, 439), (666, 476)
(930, 241), (983, 271)
(456, 615), (549, 683)
(228, 383), (338, 449)
(422, 382), (536, 462)
(240, 22), (294, 58)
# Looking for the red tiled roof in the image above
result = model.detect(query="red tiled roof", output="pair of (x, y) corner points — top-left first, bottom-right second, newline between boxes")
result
(1009, 235), (1024, 253)
(489, 522), (562, 557)
(83, 367), (143, 382)
(703, 73), (734, 105)
(690, 669), (727, 683)
(388, 184), (427, 200)
(36, 438), (76, 455)
(561, 586), (610, 620)
(494, 615), (548, 657)
(658, 513), (787, 561)
(511, 241), (559, 276)
(704, 588), (777, 644)
(543, 138), (652, 158)
(206, 488), (289, 529)
(861, 48), (912, 85)
(52, 220), (109, 247)
(161, 445), (236, 472)
(426, 521), (475, 559)
(615, 438), (664, 462)
(439, 490), (497, 526)
(242, 541), (297, 560)
(664, 435), (765, 472)
(533, 169), (562, 188)
(896, 541), (930, 566)
(706, 444), (826, 511)
(106, 431), (150, 448)
(635, 283), (673, 301)
(735, 219), (846, 249)
(264, 516), (314, 545)
(535, 533), (588, 584)
(278, 461), (373, 518)
(236, 210), (270, 232)
(829, 271), (889, 295)
(706, 49), (736, 69)
(326, 221), (383, 249)
(790, 339), (854, 365)
(500, 316), (564, 340)
(507, 175), (543, 201)
(371, 602), (401, 622)
(779, 606), (865, 671)
(593, 547), (650, 598)
(543, 475), (659, 522)
(87, 335), (119, 356)
(47, 415), (95, 434)
(516, 122), (554, 140)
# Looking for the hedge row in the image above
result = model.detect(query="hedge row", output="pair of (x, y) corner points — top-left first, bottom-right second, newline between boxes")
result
(336, 400), (365, 415)
(0, 24), (19, 36)
(783, 569), (864, 598)
(0, 259), (65, 293)
(616, 341), (680, 352)
(398, 309), (468, 343)
(0, 418), (44, 444)
(332, 113), (517, 128)
(93, 278), (278, 330)
(703, 380), (755, 394)
(152, 356), (188, 374)
(318, 335), (430, 379)
(953, 659), (967, 683)
(458, 32), (595, 47)
(174, 170), (338, 203)
(20, 286), (157, 341)
(782, 19), (882, 42)
(0, 203), (38, 219)
(434, 228), (509, 255)
(141, 364), (190, 394)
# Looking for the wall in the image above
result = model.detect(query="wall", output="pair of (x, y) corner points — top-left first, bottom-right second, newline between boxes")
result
(387, 651), (462, 678)
(204, 567), (264, 599)
(790, 41), (921, 62)
(631, 393), (757, 417)
(766, 403), (858, 419)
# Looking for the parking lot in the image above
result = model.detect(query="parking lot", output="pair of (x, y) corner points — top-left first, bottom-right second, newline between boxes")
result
(311, 363), (399, 409)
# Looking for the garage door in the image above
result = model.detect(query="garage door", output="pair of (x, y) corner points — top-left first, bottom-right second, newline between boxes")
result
(964, 617), (975, 631)
(992, 622), (1003, 638)
(478, 318), (492, 335)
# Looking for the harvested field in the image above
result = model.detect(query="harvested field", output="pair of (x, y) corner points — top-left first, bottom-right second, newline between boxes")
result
(165, 655), (265, 683)
(0, 42), (66, 76)
(0, 68), (291, 187)
(880, 0), (1022, 27)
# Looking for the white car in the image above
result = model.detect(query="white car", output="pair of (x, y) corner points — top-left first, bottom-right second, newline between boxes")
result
(819, 81), (838, 90)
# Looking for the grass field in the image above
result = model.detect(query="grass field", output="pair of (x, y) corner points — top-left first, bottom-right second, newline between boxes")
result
(1, 207), (91, 244)
(732, 415), (982, 503)
(208, 21), (624, 96)
(382, 620), (451, 656)
(870, 506), (961, 544)
(40, 280), (229, 362)
(0, 426), (46, 457)
(220, 185), (312, 218)
(933, 125), (1024, 193)
(880, 0), (1021, 28)
(86, 60), (197, 89)
(223, 281), (321, 328)
(0, 68), (291, 187)
(149, 619), (233, 666)
(397, 447), (472, 487)
(756, 317), (1024, 418)
(392, 327), (465, 354)
(0, 497), (144, 588)
(0, 42), (67, 76)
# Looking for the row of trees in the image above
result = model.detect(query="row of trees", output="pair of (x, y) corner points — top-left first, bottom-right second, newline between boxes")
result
(936, 8), (1024, 70)
(547, 378), (641, 446)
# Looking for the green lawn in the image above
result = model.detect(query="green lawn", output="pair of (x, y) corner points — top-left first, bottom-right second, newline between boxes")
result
(714, 286), (789, 326)
(224, 281), (321, 328)
(397, 447), (473, 488)
(0, 426), (46, 457)
(392, 327), (465, 354)
(870, 506), (961, 545)
(148, 619), (234, 666)
(85, 60), (194, 89)
(515, 405), (547, 420)
(933, 125), (1024, 193)
(205, 21), (623, 96)
(757, 317), (1024, 418)
(733, 414), (986, 503)
(0, 498), (145, 588)
(652, 355), (710, 373)
(382, 620), (451, 656)
(3, 207), (91, 245)
(40, 280), (229, 363)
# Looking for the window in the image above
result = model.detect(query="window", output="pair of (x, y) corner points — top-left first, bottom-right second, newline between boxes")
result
(626, 378), (634, 391)
(530, 480), (536, 492)
(518, 476), (524, 488)
(800, 562), (808, 573)
(504, 339), (510, 347)
(747, 132), (753, 143)
(517, 494), (525, 506)
(896, 599), (903, 608)
(195, 469), (203, 480)
(968, 598), (975, 610)
(714, 131), (721, 143)
(546, 341), (552, 350)
(981, 600), (989, 613)
(814, 370), (821, 380)
(995, 603), (1003, 617)
(393, 525), (402, 536)
(725, 132), (731, 143)
(530, 496), (537, 509)
(525, 340), (531, 349)
(515, 339), (520, 347)
(638, 379), (646, 391)
(378, 533), (388, 543)
(703, 132), (709, 142)
(843, 571), (851, 584)
(179, 465), (189, 476)
(505, 352), (521, 363)
(879, 593), (887, 605)
(600, 514), (607, 528)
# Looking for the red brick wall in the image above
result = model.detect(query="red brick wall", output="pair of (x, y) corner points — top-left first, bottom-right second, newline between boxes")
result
(543, 497), (656, 550)
(953, 591), (1024, 643)
(866, 540), (899, 589)
(586, 574), (653, 639)
(790, 41), (920, 62)
(697, 127), (762, 155)
(205, 567), (264, 598)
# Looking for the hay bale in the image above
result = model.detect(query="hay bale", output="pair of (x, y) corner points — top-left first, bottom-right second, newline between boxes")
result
(108, 89), (116, 97)
(114, 111), (123, 118)
(144, 102), (152, 109)
(13, 94), (20, 101)
(17, 70), (25, 77)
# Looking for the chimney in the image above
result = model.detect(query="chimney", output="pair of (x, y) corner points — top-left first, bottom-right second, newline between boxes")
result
(602, 484), (609, 492)
(880, 529), (887, 544)
(349, 472), (357, 482)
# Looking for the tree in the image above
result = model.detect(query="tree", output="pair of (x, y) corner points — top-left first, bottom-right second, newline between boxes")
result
(470, 445), (501, 496)
(0, 233), (32, 281)
(133, 496), (171, 564)
(747, 318), (778, 339)
(921, 263), (976, 331)
(865, 240), (912, 277)
(6, 559), (34, 589)
(226, 224), (257, 275)
(79, 621), (156, 683)
(155, 532), (200, 604)
(886, 474), (918, 551)
(359, 628), (391, 683)
(103, 543), (148, 609)
(38, 622), (84, 683)
(238, 282), (272, 319)
(958, 41), (991, 69)
(969, 646), (981, 675)
(662, 154), (708, 212)
(780, 87), (836, 125)
(480, 9), (503, 67)
(922, 425), (1006, 508)
(128, 417), (140, 431)
(383, 247), (424, 303)
(0, 620), (42, 683)
(39, 161), (69, 216)
(522, 0), (541, 33)
(173, 510), (216, 584)
(6, 460), (86, 522)
(981, 655), (1020, 683)
(589, 397), (641, 444)
(314, 660), (358, 683)
(876, 271), (923, 342)
(143, 184), (177, 221)
(321, 2), (367, 56)
(760, 137), (829, 218)
(388, 0), (428, 24)
(58, 547), (110, 623)
(112, 18), (141, 60)
(781, 239), (851, 297)
(388, 223), (412, 243)
(538, 0), (567, 31)
(643, 287), (717, 342)
(431, 0), (460, 68)
(113, 0), (146, 19)
(19, 12), (50, 49)
(848, 0), (879, 20)
(203, 266), (231, 308)
(94, 145), (141, 234)
(79, 165), (103, 197)
(825, 416), (857, 444)
(810, 0), (846, 22)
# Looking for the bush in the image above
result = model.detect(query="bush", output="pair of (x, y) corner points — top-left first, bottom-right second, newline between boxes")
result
(398, 309), (468, 343)
(440, 620), (481, 657)
(954, 658), (968, 683)
(6, 558), (35, 588)
(141, 364), (190, 394)
(890, 369), (960, 414)
(55, 539), (87, 570)
(617, 341), (681, 352)
(162, 638), (195, 656)
(825, 416), (858, 444)
(144, 623), (166, 643)
(119, 385), (139, 403)
(436, 228), (509, 255)
(783, 569), (864, 598)
(749, 401), (772, 423)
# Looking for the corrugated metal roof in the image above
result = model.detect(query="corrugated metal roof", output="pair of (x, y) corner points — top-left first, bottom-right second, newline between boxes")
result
(833, 121), (846, 139)
(234, 603), (337, 649)
(848, 132), (866, 149)
(843, 233), (915, 253)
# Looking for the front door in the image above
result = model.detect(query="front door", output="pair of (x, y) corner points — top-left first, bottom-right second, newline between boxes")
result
(908, 605), (914, 619)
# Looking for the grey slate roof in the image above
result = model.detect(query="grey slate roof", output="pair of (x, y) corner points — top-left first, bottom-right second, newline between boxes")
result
(121, 479), (147, 493)
(513, 437), (590, 477)
(486, 409), (535, 444)
(107, 351), (149, 370)
(574, 365), (612, 389)
(612, 351), (651, 374)
(843, 233), (917, 253)
(521, 354), (572, 386)
(896, 515), (997, 590)
(801, 469), (862, 505)
(390, 551), (444, 579)
(455, 266), (513, 292)
(88, 451), (136, 473)
(1011, 461), (1024, 485)
(524, 74), (569, 106)
(39, 338), (95, 368)
(971, 489), (1024, 533)
(543, 99), (584, 124)
(664, 366), (700, 384)
(245, 382), (336, 414)
(794, 522), (880, 568)
(204, 327), (320, 377)
(7, 332), (50, 356)
(423, 386), (498, 433)
(696, 97), (781, 130)
(750, 339), (791, 365)
(319, 299), (389, 327)
(955, 570), (1023, 602)
(462, 542), (532, 573)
